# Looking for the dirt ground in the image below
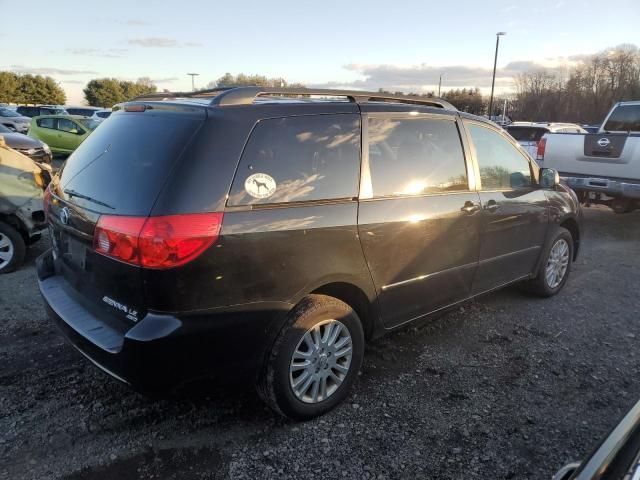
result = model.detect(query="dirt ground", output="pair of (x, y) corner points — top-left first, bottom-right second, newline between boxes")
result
(1, 206), (639, 479)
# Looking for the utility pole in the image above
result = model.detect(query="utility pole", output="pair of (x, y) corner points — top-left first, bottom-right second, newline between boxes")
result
(488, 32), (506, 119)
(438, 73), (444, 97)
(187, 73), (200, 91)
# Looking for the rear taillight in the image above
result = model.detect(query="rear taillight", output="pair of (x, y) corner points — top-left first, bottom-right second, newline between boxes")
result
(93, 213), (223, 269)
(536, 137), (547, 162)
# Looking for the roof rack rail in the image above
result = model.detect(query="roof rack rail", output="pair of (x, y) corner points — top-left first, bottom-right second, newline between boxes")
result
(132, 86), (456, 110)
(211, 87), (456, 110)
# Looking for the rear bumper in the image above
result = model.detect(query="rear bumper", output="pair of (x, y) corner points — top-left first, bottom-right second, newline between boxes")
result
(562, 175), (640, 199)
(37, 249), (291, 392)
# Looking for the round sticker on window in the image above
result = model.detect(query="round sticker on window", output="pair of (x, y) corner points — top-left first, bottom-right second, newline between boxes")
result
(245, 173), (277, 199)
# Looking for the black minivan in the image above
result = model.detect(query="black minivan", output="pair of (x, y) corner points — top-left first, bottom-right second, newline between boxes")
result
(38, 87), (582, 419)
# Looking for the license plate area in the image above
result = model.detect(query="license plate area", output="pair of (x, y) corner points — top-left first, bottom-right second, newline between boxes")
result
(61, 232), (87, 270)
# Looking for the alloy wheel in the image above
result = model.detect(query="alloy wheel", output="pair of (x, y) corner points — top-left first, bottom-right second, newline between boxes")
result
(545, 238), (569, 289)
(0, 232), (15, 269)
(289, 319), (353, 404)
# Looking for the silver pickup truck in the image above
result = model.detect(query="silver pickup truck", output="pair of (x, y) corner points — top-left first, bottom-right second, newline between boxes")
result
(537, 101), (640, 213)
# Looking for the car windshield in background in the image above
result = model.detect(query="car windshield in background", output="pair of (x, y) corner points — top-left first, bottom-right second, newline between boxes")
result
(67, 108), (98, 116)
(0, 108), (21, 117)
(604, 104), (640, 132)
(77, 119), (100, 130)
(506, 126), (548, 142)
(96, 111), (111, 119)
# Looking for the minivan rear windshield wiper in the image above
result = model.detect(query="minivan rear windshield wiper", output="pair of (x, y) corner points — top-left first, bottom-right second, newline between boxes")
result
(64, 189), (115, 210)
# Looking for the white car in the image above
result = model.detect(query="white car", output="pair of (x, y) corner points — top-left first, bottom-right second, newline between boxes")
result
(506, 122), (586, 160)
(91, 109), (112, 123)
(0, 108), (31, 134)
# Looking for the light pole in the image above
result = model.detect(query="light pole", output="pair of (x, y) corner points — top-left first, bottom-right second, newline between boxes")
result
(488, 32), (506, 119)
(187, 73), (200, 91)
(438, 73), (444, 97)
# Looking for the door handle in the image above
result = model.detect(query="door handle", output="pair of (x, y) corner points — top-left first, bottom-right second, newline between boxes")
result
(484, 200), (499, 212)
(461, 201), (481, 214)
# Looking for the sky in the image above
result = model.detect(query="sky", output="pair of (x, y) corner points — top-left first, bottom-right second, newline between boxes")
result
(1, 0), (639, 104)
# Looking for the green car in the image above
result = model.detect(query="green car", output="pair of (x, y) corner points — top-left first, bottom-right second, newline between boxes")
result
(28, 115), (99, 155)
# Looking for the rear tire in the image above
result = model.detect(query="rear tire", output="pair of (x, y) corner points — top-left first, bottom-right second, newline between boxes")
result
(0, 221), (26, 274)
(257, 294), (364, 420)
(524, 227), (573, 297)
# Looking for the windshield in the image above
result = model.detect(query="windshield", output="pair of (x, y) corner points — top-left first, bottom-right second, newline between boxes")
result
(506, 126), (548, 142)
(603, 104), (640, 132)
(0, 108), (21, 118)
(77, 118), (100, 130)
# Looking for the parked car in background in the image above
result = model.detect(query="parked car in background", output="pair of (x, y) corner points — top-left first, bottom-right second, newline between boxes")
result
(0, 124), (52, 165)
(28, 115), (99, 155)
(38, 87), (582, 420)
(0, 136), (48, 273)
(65, 106), (101, 117)
(91, 108), (112, 122)
(506, 122), (587, 160)
(0, 108), (31, 133)
(65, 107), (111, 123)
(16, 105), (68, 117)
(554, 398), (640, 480)
(537, 101), (640, 213)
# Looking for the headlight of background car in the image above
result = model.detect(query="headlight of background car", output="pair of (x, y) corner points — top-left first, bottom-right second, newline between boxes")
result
(42, 143), (51, 155)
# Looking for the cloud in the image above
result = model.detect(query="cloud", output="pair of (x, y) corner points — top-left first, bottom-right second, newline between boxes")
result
(66, 48), (128, 58)
(60, 80), (84, 84)
(7, 65), (97, 75)
(311, 58), (582, 94)
(152, 77), (179, 83)
(128, 37), (202, 48)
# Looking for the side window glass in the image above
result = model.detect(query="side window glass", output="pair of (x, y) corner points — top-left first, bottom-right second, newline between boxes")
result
(368, 117), (468, 197)
(37, 118), (55, 129)
(58, 118), (79, 134)
(227, 114), (361, 206)
(467, 123), (532, 191)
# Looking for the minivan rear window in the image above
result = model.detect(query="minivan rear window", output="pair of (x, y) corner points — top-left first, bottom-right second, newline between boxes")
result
(59, 112), (203, 215)
(227, 114), (361, 206)
(506, 126), (548, 142)
(603, 104), (640, 132)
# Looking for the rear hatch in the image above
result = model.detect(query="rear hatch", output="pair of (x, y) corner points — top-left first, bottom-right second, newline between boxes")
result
(506, 126), (548, 157)
(46, 104), (205, 326)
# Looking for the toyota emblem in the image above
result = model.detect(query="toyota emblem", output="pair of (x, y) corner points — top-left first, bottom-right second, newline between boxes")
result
(597, 137), (611, 147)
(60, 207), (70, 225)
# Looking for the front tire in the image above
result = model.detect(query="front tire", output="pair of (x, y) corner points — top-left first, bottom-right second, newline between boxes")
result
(257, 294), (364, 420)
(525, 227), (573, 297)
(0, 221), (26, 274)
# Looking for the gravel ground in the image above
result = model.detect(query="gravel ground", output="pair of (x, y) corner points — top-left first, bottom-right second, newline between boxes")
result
(1, 206), (639, 480)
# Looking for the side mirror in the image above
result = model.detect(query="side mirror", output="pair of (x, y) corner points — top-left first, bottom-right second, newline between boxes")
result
(540, 167), (560, 189)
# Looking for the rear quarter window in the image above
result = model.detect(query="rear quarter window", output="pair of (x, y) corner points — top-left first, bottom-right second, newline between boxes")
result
(227, 114), (361, 206)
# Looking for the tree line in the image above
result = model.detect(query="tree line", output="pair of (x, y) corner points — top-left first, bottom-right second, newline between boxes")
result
(83, 77), (157, 107)
(0, 72), (66, 105)
(511, 44), (640, 123)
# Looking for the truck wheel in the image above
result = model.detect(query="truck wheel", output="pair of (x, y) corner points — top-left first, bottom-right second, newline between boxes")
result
(257, 294), (364, 420)
(0, 221), (26, 274)
(524, 227), (573, 297)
